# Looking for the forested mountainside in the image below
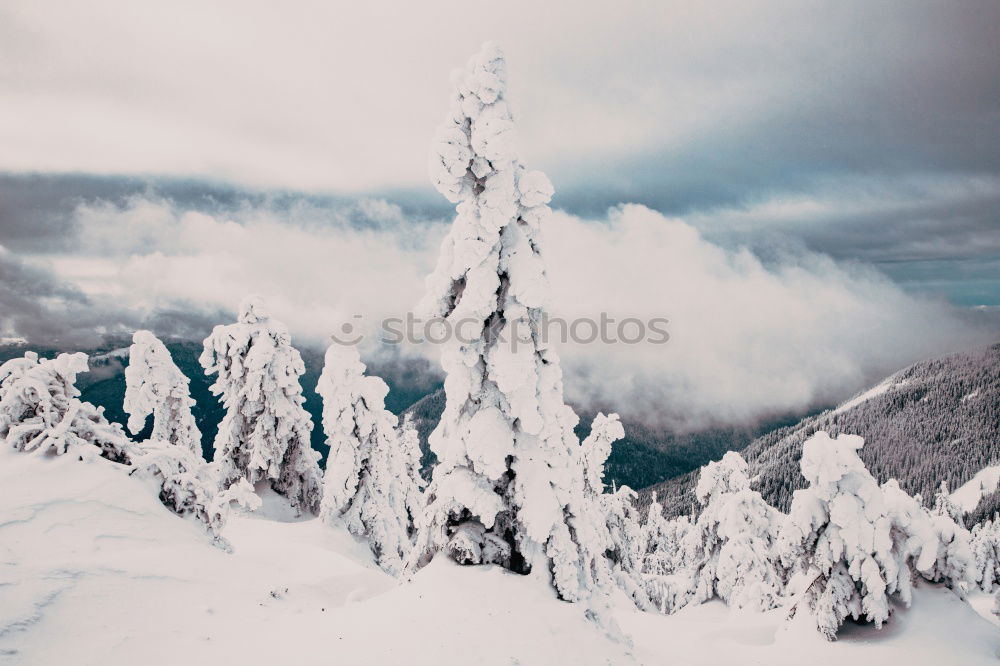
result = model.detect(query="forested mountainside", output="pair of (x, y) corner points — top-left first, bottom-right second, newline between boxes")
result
(401, 387), (799, 490)
(639, 343), (1000, 525)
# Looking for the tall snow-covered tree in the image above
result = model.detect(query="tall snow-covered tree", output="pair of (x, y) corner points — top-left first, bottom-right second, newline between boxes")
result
(406, 43), (600, 603)
(200, 296), (322, 515)
(317, 344), (423, 574)
(0, 351), (133, 463)
(779, 432), (937, 640)
(680, 451), (784, 612)
(124, 330), (202, 454)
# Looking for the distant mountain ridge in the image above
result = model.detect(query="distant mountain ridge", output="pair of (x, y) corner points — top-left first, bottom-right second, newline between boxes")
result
(639, 343), (1000, 526)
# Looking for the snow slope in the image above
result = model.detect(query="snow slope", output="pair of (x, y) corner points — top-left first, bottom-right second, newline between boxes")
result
(830, 376), (908, 415)
(1, 448), (998, 665)
(953, 465), (1000, 513)
(642, 343), (1000, 518)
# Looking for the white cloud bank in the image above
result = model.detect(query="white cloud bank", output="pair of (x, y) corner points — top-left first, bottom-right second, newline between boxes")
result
(19, 197), (995, 429)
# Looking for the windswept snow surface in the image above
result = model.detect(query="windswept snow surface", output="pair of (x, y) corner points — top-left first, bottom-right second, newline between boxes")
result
(831, 376), (908, 416)
(1, 448), (998, 665)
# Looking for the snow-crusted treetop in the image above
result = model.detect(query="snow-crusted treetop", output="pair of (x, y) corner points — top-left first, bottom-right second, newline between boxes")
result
(238, 294), (270, 324)
(420, 41), (555, 322)
(581, 413), (624, 496)
(0, 351), (39, 388)
(695, 451), (750, 505)
(124, 330), (201, 454)
(798, 431), (868, 494)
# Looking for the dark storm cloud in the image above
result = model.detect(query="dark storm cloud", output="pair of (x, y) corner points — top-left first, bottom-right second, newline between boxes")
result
(548, 2), (1000, 232)
(0, 247), (226, 346)
(0, 248), (133, 345)
(0, 173), (451, 254)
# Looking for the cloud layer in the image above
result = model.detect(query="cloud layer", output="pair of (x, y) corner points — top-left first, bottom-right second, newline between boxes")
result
(6, 194), (995, 429)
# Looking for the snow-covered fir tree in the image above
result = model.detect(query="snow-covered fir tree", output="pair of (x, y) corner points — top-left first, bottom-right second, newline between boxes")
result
(575, 413), (652, 607)
(932, 481), (964, 524)
(970, 515), (1000, 592)
(580, 413), (624, 499)
(879, 479), (943, 588)
(200, 296), (322, 515)
(124, 330), (202, 454)
(398, 413), (425, 490)
(642, 493), (687, 577)
(131, 441), (260, 550)
(602, 483), (654, 611)
(918, 483), (975, 592)
(679, 451), (784, 612)
(0, 351), (133, 463)
(638, 493), (691, 613)
(604, 483), (646, 577)
(317, 344), (423, 575)
(779, 432), (937, 640)
(406, 43), (602, 603)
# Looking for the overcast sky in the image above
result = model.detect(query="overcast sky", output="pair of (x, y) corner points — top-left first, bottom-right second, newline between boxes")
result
(1, 1), (998, 425)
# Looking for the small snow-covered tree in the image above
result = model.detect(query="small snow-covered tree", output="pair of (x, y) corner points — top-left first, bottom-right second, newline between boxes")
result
(604, 484), (645, 576)
(637, 493), (691, 613)
(971, 515), (1000, 592)
(124, 330), (202, 454)
(399, 414), (425, 498)
(0, 351), (133, 463)
(575, 413), (648, 606)
(679, 451), (784, 612)
(317, 344), (423, 574)
(200, 296), (322, 515)
(779, 432), (937, 640)
(642, 493), (688, 577)
(407, 43), (598, 603)
(580, 413), (623, 498)
(932, 481), (964, 524)
(914, 483), (975, 592)
(879, 479), (940, 589)
(131, 441), (260, 550)
(602, 483), (654, 610)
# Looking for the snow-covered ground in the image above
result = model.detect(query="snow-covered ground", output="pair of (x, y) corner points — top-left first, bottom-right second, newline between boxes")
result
(953, 465), (1000, 513)
(830, 376), (909, 416)
(1, 449), (998, 665)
